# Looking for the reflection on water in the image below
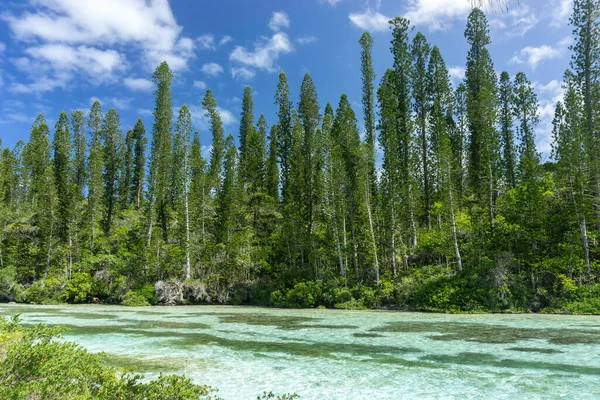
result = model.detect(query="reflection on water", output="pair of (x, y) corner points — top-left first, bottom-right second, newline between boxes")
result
(1, 304), (599, 399)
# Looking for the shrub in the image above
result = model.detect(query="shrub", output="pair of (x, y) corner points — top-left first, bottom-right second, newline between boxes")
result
(23, 277), (67, 304)
(64, 272), (94, 303)
(121, 291), (150, 307)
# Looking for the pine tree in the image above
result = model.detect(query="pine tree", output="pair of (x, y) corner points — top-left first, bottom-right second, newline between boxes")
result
(120, 129), (134, 209)
(390, 17), (418, 250)
(498, 71), (516, 189)
(452, 83), (468, 208)
(173, 104), (193, 279)
(265, 124), (280, 200)
(148, 61), (174, 243)
(239, 86), (255, 182)
(102, 108), (122, 234)
(275, 71), (293, 203)
(464, 8), (499, 233)
(131, 119), (147, 210)
(246, 114), (267, 193)
(359, 32), (377, 198)
(70, 110), (87, 199)
(411, 32), (432, 228)
(298, 73), (322, 244)
(87, 102), (104, 252)
(189, 131), (208, 250)
(53, 111), (72, 241)
(216, 135), (239, 249)
(203, 89), (225, 190)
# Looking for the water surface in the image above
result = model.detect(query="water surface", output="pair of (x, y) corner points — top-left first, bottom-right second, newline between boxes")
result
(1, 303), (599, 399)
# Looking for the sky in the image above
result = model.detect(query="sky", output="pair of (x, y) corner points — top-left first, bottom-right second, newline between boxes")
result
(0, 0), (574, 159)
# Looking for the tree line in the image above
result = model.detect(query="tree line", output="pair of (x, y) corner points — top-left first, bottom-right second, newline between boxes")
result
(1, 3), (599, 312)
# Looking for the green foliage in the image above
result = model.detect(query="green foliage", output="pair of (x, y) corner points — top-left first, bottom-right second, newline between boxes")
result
(257, 392), (300, 400)
(24, 277), (67, 304)
(64, 272), (94, 303)
(0, 316), (221, 400)
(122, 284), (157, 306)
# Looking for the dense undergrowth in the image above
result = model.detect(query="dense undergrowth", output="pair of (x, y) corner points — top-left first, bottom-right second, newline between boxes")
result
(2, 263), (599, 314)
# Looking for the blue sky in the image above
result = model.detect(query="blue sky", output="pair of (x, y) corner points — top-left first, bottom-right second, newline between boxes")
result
(0, 0), (573, 158)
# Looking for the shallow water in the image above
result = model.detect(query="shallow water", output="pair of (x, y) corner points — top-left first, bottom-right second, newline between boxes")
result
(1, 304), (599, 399)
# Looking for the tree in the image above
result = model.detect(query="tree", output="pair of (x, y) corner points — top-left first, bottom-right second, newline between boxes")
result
(465, 8), (499, 234)
(298, 73), (322, 245)
(498, 71), (517, 189)
(203, 89), (225, 191)
(148, 61), (174, 243)
(246, 114), (267, 193)
(411, 32), (432, 228)
(102, 108), (122, 234)
(120, 129), (134, 209)
(173, 105), (193, 280)
(53, 111), (72, 242)
(70, 111), (86, 199)
(86, 102), (104, 252)
(552, 71), (591, 275)
(131, 119), (147, 210)
(390, 17), (418, 250)
(275, 71), (293, 203)
(359, 32), (377, 198)
(452, 83), (468, 208)
(266, 124), (280, 200)
(239, 86), (255, 182)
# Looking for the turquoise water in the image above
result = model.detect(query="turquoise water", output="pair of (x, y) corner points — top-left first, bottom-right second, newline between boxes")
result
(1, 304), (599, 399)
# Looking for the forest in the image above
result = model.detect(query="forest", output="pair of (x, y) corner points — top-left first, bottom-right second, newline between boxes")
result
(0, 4), (599, 314)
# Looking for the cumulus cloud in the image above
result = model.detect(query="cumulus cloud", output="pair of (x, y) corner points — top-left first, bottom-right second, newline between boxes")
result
(231, 66), (256, 81)
(193, 80), (207, 90)
(349, 10), (390, 32)
(197, 34), (216, 50)
(448, 66), (466, 84)
(550, 0), (573, 28)
(230, 32), (293, 72)
(269, 11), (290, 32)
(535, 79), (566, 155)
(4, 0), (194, 93)
(201, 62), (224, 76)
(187, 104), (237, 130)
(404, 0), (471, 31)
(509, 36), (572, 69)
(124, 77), (154, 92)
(137, 108), (153, 117)
(490, 4), (539, 37)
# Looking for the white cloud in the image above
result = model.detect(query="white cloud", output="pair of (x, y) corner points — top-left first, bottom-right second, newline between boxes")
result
(138, 108), (153, 117)
(219, 36), (233, 46)
(4, 0), (194, 93)
(201, 62), (224, 76)
(404, 0), (471, 31)
(188, 104), (237, 130)
(197, 34), (215, 50)
(193, 80), (207, 90)
(269, 11), (290, 32)
(550, 0), (572, 28)
(490, 4), (539, 37)
(297, 35), (318, 45)
(0, 42), (5, 53)
(448, 66), (465, 84)
(349, 10), (390, 32)
(325, 0), (342, 5)
(230, 32), (293, 72)
(509, 36), (572, 69)
(535, 79), (565, 155)
(124, 77), (153, 92)
(90, 96), (133, 110)
(231, 66), (256, 81)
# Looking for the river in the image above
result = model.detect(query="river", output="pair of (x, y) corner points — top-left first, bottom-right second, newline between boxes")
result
(1, 303), (599, 399)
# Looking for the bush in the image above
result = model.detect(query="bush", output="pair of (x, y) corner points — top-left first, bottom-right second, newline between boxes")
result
(23, 277), (67, 304)
(122, 291), (150, 307)
(64, 272), (94, 303)
(270, 281), (322, 308)
(0, 316), (221, 399)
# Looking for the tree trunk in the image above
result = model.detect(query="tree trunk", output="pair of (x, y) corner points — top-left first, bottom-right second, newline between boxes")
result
(365, 177), (379, 281)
